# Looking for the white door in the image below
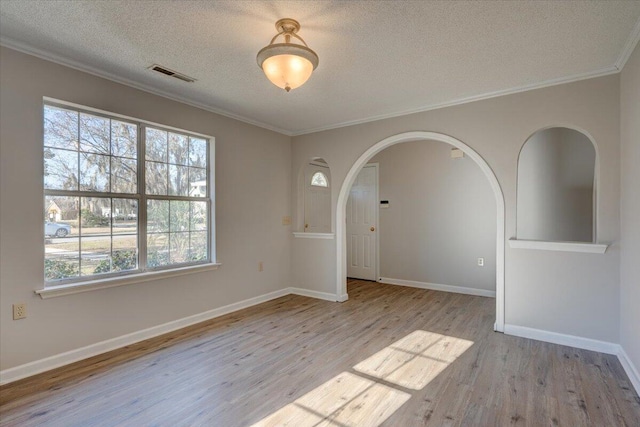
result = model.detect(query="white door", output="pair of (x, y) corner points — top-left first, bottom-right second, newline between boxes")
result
(304, 164), (331, 233)
(347, 164), (378, 280)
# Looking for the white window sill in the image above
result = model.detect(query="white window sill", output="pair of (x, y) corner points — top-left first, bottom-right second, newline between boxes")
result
(35, 263), (222, 299)
(508, 238), (608, 254)
(293, 232), (335, 239)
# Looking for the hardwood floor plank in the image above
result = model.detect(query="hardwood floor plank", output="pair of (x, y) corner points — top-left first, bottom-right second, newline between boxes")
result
(1, 280), (638, 426)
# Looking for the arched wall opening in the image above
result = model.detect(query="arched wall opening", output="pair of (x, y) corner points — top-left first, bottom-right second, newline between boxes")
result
(336, 131), (506, 332)
(515, 125), (600, 244)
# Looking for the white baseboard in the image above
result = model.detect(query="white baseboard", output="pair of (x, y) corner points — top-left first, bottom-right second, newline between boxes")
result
(289, 287), (340, 302)
(505, 325), (640, 395)
(379, 277), (496, 298)
(504, 324), (619, 355)
(618, 346), (640, 396)
(4, 288), (637, 398)
(0, 287), (294, 385)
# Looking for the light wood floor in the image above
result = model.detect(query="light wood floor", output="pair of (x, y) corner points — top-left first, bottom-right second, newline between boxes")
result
(1, 280), (639, 426)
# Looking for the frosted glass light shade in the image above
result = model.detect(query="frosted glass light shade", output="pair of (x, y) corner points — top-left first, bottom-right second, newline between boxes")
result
(257, 43), (319, 92)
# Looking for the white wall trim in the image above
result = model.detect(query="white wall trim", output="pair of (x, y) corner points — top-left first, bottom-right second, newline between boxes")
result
(336, 131), (506, 332)
(615, 16), (640, 71)
(36, 263), (222, 299)
(508, 238), (608, 254)
(1, 288), (298, 385)
(0, 286), (344, 385)
(504, 324), (619, 355)
(289, 287), (340, 302)
(292, 232), (335, 239)
(4, 289), (638, 395)
(380, 277), (496, 298)
(291, 68), (618, 136)
(0, 38), (292, 137)
(0, 38), (624, 138)
(618, 347), (640, 396)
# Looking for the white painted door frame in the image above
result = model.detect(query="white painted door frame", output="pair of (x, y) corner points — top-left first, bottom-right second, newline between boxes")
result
(336, 131), (506, 332)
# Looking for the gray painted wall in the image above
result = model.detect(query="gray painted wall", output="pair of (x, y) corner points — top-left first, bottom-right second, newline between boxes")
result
(0, 47), (292, 370)
(369, 140), (496, 291)
(517, 127), (595, 242)
(291, 74), (620, 343)
(620, 44), (640, 376)
(1, 43), (635, 378)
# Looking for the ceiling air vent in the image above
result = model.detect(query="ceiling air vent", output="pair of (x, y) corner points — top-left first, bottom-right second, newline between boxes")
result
(148, 64), (196, 83)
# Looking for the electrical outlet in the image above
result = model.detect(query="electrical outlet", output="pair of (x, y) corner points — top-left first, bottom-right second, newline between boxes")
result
(258, 261), (264, 272)
(13, 303), (26, 320)
(282, 216), (291, 226)
(477, 258), (484, 267)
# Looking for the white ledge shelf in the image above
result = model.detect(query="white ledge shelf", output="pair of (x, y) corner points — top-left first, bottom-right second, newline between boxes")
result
(508, 238), (608, 254)
(36, 263), (221, 299)
(293, 232), (335, 239)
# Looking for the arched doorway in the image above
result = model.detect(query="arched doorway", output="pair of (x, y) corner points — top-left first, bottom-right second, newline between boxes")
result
(336, 131), (506, 332)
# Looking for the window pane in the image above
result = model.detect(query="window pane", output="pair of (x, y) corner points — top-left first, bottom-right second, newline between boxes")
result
(146, 128), (167, 162)
(147, 199), (169, 232)
(169, 133), (189, 165)
(169, 164), (189, 196)
(189, 167), (207, 197)
(80, 153), (110, 192)
(80, 113), (110, 154)
(112, 199), (137, 234)
(45, 196), (78, 236)
(44, 148), (78, 190)
(112, 235), (138, 272)
(190, 231), (208, 262)
(111, 121), (137, 158)
(311, 172), (328, 187)
(170, 232), (189, 264)
(44, 105), (78, 150)
(81, 197), (111, 236)
(81, 235), (111, 276)
(145, 161), (167, 195)
(170, 200), (190, 232)
(45, 242), (79, 280)
(147, 233), (169, 267)
(190, 201), (207, 231)
(45, 196), (79, 281)
(189, 137), (207, 168)
(112, 157), (137, 193)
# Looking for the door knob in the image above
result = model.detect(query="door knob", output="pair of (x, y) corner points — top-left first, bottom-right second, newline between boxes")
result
(370, 226), (375, 232)
(305, 224), (309, 228)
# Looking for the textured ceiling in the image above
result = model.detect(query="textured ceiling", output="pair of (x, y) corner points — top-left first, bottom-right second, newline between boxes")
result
(1, 1), (639, 135)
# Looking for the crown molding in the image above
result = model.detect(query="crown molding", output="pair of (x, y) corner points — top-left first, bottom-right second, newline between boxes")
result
(0, 34), (629, 138)
(615, 16), (640, 71)
(0, 37), (294, 137)
(291, 66), (619, 136)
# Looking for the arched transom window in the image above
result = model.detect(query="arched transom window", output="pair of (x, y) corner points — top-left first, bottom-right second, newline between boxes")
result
(311, 171), (329, 187)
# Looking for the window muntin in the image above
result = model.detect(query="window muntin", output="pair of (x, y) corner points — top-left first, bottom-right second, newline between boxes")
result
(310, 171), (329, 187)
(43, 102), (213, 286)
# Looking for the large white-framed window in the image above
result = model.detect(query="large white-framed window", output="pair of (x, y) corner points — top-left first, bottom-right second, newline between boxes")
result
(43, 99), (215, 287)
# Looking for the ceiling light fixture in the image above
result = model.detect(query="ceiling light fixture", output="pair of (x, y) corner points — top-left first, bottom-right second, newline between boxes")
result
(257, 18), (319, 92)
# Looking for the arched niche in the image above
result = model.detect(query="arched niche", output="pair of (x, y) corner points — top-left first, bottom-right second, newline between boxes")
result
(297, 158), (332, 234)
(517, 127), (596, 243)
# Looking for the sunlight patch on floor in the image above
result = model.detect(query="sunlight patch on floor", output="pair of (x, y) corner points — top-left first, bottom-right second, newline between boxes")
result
(250, 330), (473, 426)
(353, 330), (474, 390)
(251, 372), (410, 427)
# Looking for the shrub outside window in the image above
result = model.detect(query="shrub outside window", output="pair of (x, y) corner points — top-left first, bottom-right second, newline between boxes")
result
(43, 101), (213, 285)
